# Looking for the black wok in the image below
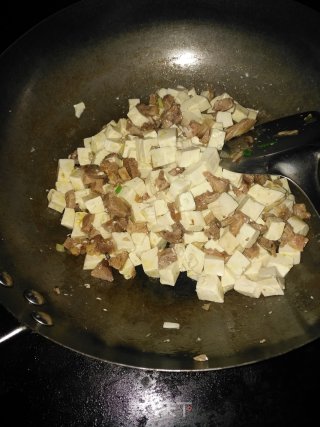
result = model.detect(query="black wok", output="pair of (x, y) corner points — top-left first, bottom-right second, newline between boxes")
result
(0, 0), (320, 370)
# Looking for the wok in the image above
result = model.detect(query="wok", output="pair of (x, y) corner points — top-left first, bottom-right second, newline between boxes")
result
(0, 0), (320, 371)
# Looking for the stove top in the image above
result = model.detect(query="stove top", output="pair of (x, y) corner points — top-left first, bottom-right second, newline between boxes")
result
(1, 1), (320, 425)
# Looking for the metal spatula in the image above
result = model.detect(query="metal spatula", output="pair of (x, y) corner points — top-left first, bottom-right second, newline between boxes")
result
(219, 111), (320, 216)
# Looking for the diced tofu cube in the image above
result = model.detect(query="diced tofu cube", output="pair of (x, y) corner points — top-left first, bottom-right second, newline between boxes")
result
(183, 244), (205, 274)
(216, 111), (233, 128)
(177, 191), (196, 211)
(168, 177), (191, 198)
(128, 98), (140, 110)
(231, 103), (249, 123)
(141, 247), (159, 278)
(75, 189), (91, 210)
(278, 244), (301, 265)
(201, 147), (220, 175)
(236, 223), (260, 248)
(264, 217), (285, 241)
(149, 232), (167, 249)
(260, 277), (285, 297)
(48, 189), (66, 213)
(127, 106), (149, 127)
(221, 169), (243, 188)
(181, 95), (211, 112)
(71, 212), (87, 238)
(159, 261), (180, 286)
(247, 108), (259, 120)
(180, 211), (205, 231)
(84, 196), (105, 214)
(131, 202), (148, 222)
(204, 239), (225, 252)
(157, 128), (177, 147)
(104, 124), (122, 139)
(244, 260), (262, 280)
(221, 267), (236, 293)
(55, 181), (73, 194)
(69, 169), (85, 190)
(91, 130), (107, 153)
(234, 276), (261, 298)
(183, 161), (208, 185)
(266, 254), (293, 277)
(248, 184), (284, 206)
(112, 232), (135, 252)
(226, 250), (250, 277)
(77, 147), (92, 166)
(136, 138), (152, 164)
(239, 196), (264, 221)
(131, 233), (151, 257)
(154, 199), (169, 216)
(129, 252), (142, 267)
(151, 147), (176, 167)
(83, 254), (105, 270)
(61, 207), (75, 229)
(218, 229), (239, 255)
(92, 149), (111, 165)
(287, 216), (309, 236)
(177, 148), (201, 168)
(184, 232), (208, 244)
(196, 275), (224, 303)
(57, 159), (75, 182)
(174, 243), (187, 271)
(208, 128), (226, 150)
(190, 181), (212, 197)
(141, 205), (156, 223)
(118, 186), (137, 204)
(203, 255), (225, 276)
(119, 258), (136, 280)
(208, 192), (238, 221)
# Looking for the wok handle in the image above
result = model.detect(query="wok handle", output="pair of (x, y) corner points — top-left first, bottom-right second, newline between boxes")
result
(0, 325), (28, 344)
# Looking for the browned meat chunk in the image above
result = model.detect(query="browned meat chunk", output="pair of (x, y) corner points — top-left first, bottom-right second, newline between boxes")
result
(160, 95), (182, 128)
(149, 93), (157, 105)
(100, 159), (121, 185)
(167, 202), (181, 222)
(243, 174), (255, 184)
(126, 119), (144, 137)
(155, 170), (170, 191)
(137, 103), (159, 117)
(168, 167), (185, 176)
(118, 167), (131, 182)
(127, 220), (148, 234)
(103, 217), (128, 232)
(160, 222), (184, 244)
(203, 171), (230, 193)
(213, 97), (234, 111)
(103, 193), (131, 218)
(162, 94), (175, 110)
(232, 182), (249, 197)
(91, 260), (114, 282)
(293, 203), (311, 220)
(63, 237), (85, 256)
(65, 190), (76, 208)
(158, 248), (178, 269)
(250, 222), (268, 234)
(86, 235), (114, 255)
(258, 236), (277, 256)
(194, 191), (220, 211)
(280, 224), (308, 251)
(109, 252), (129, 270)
(81, 213), (95, 234)
(243, 244), (260, 259)
(225, 118), (256, 141)
(254, 174), (268, 186)
(123, 158), (141, 178)
(272, 204), (291, 221)
(204, 220), (220, 240)
(83, 165), (106, 183)
(221, 212), (248, 236)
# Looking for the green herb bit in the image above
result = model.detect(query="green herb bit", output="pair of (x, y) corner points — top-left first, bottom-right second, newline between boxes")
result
(242, 148), (253, 157)
(115, 185), (122, 194)
(56, 243), (65, 253)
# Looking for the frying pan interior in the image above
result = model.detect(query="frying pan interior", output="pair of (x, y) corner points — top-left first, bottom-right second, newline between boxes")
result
(0, 0), (320, 370)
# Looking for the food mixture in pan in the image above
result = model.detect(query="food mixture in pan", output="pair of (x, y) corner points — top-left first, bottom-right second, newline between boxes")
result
(48, 86), (310, 303)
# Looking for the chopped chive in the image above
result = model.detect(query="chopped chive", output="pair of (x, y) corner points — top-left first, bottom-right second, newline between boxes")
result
(115, 185), (122, 194)
(242, 148), (253, 157)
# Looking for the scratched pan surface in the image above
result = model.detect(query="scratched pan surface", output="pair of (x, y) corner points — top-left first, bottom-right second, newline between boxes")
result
(0, 0), (320, 370)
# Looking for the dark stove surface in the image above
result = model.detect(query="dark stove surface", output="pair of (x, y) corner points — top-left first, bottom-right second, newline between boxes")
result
(1, 1), (320, 426)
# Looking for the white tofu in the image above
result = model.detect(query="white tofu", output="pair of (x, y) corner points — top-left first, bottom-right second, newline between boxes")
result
(127, 106), (149, 127)
(247, 108), (259, 121)
(208, 128), (226, 150)
(218, 229), (239, 255)
(264, 217), (285, 241)
(248, 184), (284, 206)
(244, 260), (262, 280)
(203, 255), (225, 276)
(196, 275), (224, 303)
(118, 186), (137, 204)
(177, 148), (201, 168)
(104, 124), (122, 139)
(129, 251), (142, 267)
(174, 243), (187, 271)
(74, 102), (86, 118)
(83, 137), (92, 149)
(184, 232), (208, 244)
(260, 277), (285, 297)
(55, 181), (73, 194)
(48, 189), (66, 213)
(123, 139), (137, 158)
(131, 202), (148, 222)
(70, 169), (85, 190)
(157, 128), (177, 147)
(226, 250), (250, 277)
(278, 244), (301, 265)
(57, 159), (75, 182)
(190, 181), (212, 197)
(236, 223), (260, 248)
(151, 147), (176, 168)
(141, 247), (159, 278)
(144, 130), (158, 139)
(204, 239), (225, 252)
(267, 254), (293, 277)
(93, 149), (111, 165)
(75, 189), (91, 210)
(180, 211), (205, 231)
(84, 196), (105, 214)
(119, 258), (136, 279)
(239, 196), (265, 221)
(159, 261), (180, 286)
(131, 233), (151, 257)
(163, 321), (180, 329)
(91, 130), (107, 153)
(104, 139), (123, 154)
(216, 111), (233, 128)
(71, 212), (87, 238)
(154, 199), (169, 216)
(83, 253), (105, 270)
(112, 232), (135, 252)
(183, 244), (205, 274)
(177, 191), (196, 212)
(61, 207), (75, 229)
(231, 103), (249, 123)
(201, 147), (220, 175)
(182, 109), (203, 124)
(77, 147), (92, 166)
(136, 138), (152, 164)
(141, 205), (156, 224)
(181, 95), (211, 112)
(221, 169), (243, 188)
(169, 177), (191, 198)
(149, 232), (167, 249)
(221, 267), (236, 293)
(208, 192), (238, 221)
(128, 98), (140, 110)
(187, 270), (201, 281)
(183, 161), (208, 185)
(234, 276), (261, 298)
(287, 216), (309, 236)
(150, 212), (175, 232)
(138, 162), (153, 179)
